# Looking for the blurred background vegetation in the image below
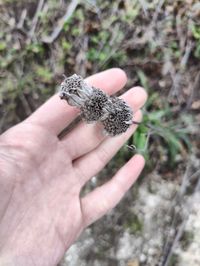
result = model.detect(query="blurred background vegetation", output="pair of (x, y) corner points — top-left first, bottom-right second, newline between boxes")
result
(0, 0), (199, 265)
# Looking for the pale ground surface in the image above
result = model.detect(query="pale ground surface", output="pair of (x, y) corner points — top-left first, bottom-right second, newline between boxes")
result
(60, 156), (200, 266)
(174, 193), (200, 266)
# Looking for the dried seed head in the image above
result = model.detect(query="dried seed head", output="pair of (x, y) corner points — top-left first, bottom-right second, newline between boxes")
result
(102, 97), (133, 136)
(81, 87), (110, 123)
(59, 74), (134, 136)
(60, 74), (82, 97)
(59, 74), (93, 108)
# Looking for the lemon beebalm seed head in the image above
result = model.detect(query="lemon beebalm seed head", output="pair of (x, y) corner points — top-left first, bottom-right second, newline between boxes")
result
(59, 74), (134, 136)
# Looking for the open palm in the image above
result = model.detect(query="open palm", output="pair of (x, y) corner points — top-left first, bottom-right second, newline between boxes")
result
(0, 69), (147, 266)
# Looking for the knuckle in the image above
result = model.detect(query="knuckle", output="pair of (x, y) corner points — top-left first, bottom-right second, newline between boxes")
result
(96, 146), (110, 166)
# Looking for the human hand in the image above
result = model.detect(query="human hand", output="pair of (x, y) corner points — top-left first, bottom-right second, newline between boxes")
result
(0, 69), (147, 266)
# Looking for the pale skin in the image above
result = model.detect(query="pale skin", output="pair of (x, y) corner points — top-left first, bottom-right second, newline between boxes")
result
(0, 69), (147, 266)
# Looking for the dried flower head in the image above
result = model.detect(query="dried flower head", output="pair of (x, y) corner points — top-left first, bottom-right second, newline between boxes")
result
(80, 87), (110, 123)
(59, 74), (134, 136)
(102, 97), (133, 136)
(59, 74), (93, 108)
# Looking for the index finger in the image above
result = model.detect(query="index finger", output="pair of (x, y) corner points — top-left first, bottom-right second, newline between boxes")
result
(26, 68), (127, 135)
